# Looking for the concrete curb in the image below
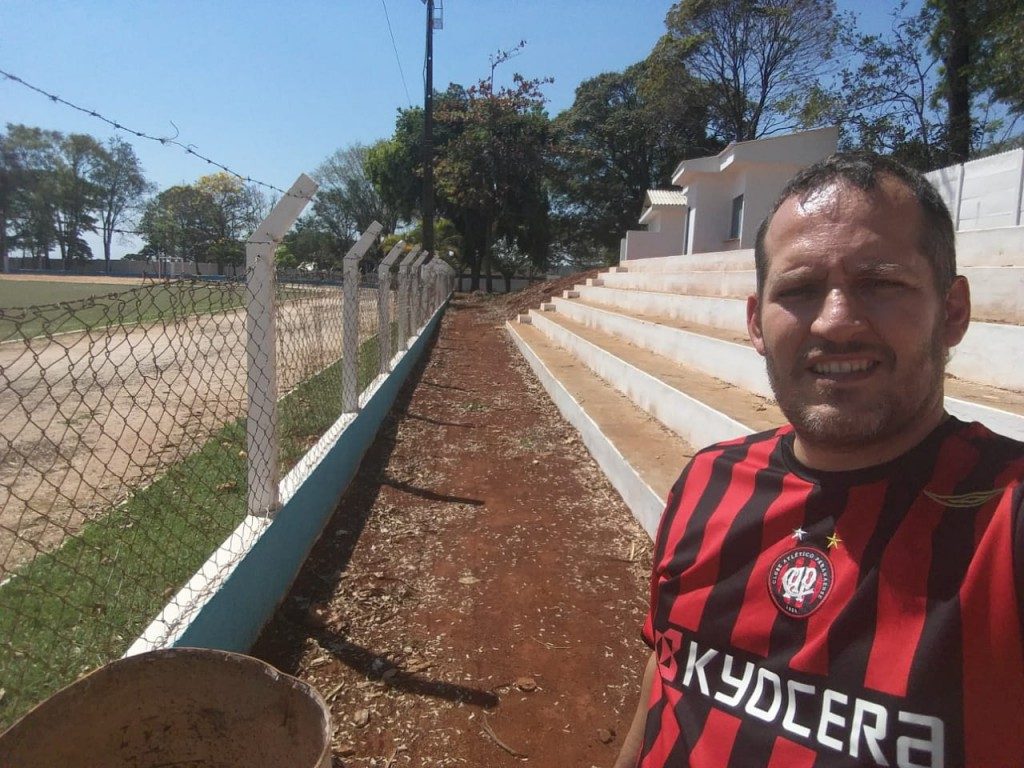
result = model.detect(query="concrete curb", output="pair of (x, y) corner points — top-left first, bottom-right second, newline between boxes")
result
(506, 320), (663, 539)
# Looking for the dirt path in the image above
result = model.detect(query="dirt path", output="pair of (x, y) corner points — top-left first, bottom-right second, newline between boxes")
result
(252, 293), (655, 768)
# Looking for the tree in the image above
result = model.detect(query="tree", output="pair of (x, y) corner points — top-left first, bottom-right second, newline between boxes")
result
(194, 173), (265, 273)
(661, 0), (840, 142)
(277, 215), (351, 271)
(1, 124), (60, 268)
(491, 236), (532, 293)
(366, 72), (553, 292)
(93, 137), (152, 271)
(927, 0), (1024, 162)
(434, 74), (553, 290)
(315, 143), (399, 239)
(138, 173), (263, 273)
(50, 133), (106, 267)
(980, 0), (1024, 117)
(824, 3), (945, 169)
(551, 57), (718, 261)
(138, 184), (218, 269)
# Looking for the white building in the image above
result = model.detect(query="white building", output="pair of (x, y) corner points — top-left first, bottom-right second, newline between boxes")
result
(621, 125), (838, 260)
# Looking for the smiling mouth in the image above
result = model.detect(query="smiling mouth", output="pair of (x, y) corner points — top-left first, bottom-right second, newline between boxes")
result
(809, 360), (878, 375)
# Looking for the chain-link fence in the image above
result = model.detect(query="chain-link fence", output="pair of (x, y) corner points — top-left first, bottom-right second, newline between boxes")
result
(0, 251), (454, 728)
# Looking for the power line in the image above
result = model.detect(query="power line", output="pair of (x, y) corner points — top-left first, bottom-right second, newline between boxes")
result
(380, 0), (413, 107)
(0, 67), (311, 201)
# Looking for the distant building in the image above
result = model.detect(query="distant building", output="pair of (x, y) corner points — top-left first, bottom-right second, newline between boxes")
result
(621, 125), (838, 261)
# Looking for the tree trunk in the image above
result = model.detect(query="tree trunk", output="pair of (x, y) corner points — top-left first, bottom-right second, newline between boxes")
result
(943, 0), (972, 163)
(103, 231), (112, 274)
(469, 248), (481, 291)
(0, 210), (8, 273)
(484, 219), (494, 293)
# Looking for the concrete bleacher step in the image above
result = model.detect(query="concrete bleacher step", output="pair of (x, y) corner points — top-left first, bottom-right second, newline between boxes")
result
(598, 266), (1023, 324)
(551, 296), (1024, 442)
(527, 308), (783, 449)
(575, 279), (1024, 394)
(506, 319), (691, 537)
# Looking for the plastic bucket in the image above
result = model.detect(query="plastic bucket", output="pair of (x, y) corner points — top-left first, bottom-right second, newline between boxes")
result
(0, 647), (331, 768)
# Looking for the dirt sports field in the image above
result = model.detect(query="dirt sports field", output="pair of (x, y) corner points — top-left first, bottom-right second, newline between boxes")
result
(253, 285), (667, 768)
(0, 272), (369, 574)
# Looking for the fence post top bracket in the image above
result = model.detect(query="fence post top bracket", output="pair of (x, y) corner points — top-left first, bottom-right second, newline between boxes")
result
(247, 173), (318, 246)
(343, 221), (384, 264)
(398, 249), (421, 272)
(380, 240), (406, 269)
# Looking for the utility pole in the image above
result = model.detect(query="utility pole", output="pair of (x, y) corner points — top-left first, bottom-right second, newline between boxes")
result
(422, 0), (438, 260)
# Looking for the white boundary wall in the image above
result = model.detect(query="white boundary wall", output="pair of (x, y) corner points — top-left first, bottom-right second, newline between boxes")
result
(926, 149), (1024, 231)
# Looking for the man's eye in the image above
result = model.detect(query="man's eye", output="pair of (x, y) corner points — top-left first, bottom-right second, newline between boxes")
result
(775, 284), (816, 299)
(861, 278), (904, 291)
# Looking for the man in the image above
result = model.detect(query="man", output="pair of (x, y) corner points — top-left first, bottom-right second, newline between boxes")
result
(613, 152), (1024, 768)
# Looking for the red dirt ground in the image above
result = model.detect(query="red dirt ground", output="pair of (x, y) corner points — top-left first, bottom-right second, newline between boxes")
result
(252, 287), (657, 768)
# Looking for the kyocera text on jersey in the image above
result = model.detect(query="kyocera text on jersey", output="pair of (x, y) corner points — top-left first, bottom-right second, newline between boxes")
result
(655, 628), (945, 768)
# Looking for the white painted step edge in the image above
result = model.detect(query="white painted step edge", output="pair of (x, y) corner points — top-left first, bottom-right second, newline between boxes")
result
(506, 321), (663, 538)
(552, 296), (773, 399)
(549, 299), (1024, 442)
(944, 397), (1024, 441)
(529, 309), (753, 449)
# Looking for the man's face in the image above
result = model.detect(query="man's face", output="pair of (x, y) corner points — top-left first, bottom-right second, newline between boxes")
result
(747, 176), (970, 459)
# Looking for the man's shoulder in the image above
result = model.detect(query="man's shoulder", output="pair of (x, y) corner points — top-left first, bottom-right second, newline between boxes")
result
(689, 424), (792, 465)
(946, 418), (1024, 473)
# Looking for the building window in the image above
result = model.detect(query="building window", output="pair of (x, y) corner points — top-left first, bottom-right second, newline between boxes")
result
(729, 194), (744, 239)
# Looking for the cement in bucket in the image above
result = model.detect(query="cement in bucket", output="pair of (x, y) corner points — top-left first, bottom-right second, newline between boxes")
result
(0, 647), (331, 768)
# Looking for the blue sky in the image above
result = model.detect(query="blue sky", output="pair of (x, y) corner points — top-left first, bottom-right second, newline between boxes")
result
(1, 1), (907, 258)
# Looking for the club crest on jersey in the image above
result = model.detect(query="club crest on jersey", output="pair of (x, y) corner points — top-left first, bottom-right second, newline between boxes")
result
(768, 547), (833, 618)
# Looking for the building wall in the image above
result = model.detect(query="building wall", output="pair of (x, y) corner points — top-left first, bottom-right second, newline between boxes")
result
(739, 167), (798, 247)
(623, 230), (682, 261)
(682, 176), (734, 254)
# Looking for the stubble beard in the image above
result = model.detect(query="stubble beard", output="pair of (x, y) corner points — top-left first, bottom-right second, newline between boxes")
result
(765, 328), (948, 453)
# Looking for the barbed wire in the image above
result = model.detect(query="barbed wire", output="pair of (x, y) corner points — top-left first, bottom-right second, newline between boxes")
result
(0, 67), (314, 202)
(103, 225), (280, 247)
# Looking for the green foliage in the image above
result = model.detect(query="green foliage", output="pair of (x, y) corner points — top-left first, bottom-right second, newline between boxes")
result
(367, 70), (552, 289)
(137, 172), (263, 273)
(661, 0), (840, 142)
(550, 56), (718, 262)
(277, 215), (350, 270)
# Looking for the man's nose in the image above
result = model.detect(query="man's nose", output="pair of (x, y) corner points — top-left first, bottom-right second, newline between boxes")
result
(809, 287), (864, 341)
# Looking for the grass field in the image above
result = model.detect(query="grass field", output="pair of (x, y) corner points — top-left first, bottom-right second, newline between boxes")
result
(0, 279), (139, 310)
(0, 279), (245, 341)
(0, 328), (389, 729)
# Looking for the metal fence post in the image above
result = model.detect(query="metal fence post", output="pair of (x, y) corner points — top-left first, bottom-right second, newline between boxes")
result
(377, 240), (405, 373)
(246, 174), (317, 518)
(342, 222), (383, 414)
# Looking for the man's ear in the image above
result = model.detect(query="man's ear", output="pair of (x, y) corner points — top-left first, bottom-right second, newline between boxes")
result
(942, 275), (971, 348)
(747, 294), (766, 356)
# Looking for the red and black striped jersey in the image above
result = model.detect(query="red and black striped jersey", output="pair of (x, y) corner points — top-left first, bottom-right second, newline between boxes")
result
(639, 417), (1024, 768)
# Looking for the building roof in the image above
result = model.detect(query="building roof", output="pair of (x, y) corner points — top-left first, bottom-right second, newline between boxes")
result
(644, 189), (688, 207)
(639, 189), (688, 225)
(671, 125), (839, 186)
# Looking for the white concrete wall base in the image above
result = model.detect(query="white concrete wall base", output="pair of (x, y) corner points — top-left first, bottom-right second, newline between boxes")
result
(950, 321), (1024, 391)
(506, 321), (663, 538)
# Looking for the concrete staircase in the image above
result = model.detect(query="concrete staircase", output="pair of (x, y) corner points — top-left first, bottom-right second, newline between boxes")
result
(507, 248), (1024, 538)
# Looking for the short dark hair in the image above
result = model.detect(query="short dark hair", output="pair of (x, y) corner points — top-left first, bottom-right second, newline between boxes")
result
(753, 152), (957, 295)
